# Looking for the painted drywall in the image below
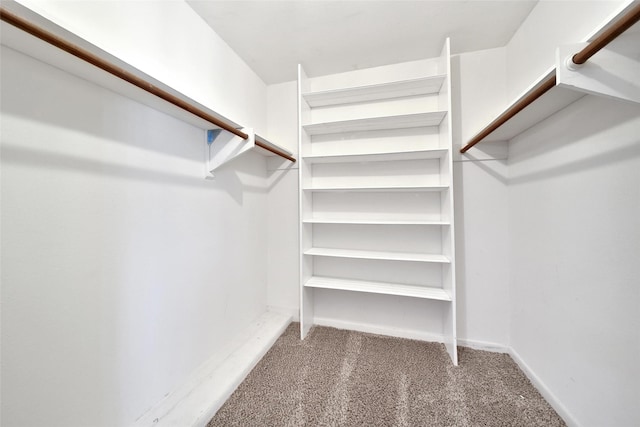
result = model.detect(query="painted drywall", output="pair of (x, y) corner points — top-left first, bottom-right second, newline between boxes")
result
(502, 2), (640, 424)
(265, 166), (299, 319)
(454, 47), (510, 346)
(0, 0), (274, 424)
(13, 0), (268, 133)
(0, 43), (269, 427)
(453, 159), (510, 347)
(266, 82), (300, 318)
(505, 0), (631, 101)
(508, 95), (640, 427)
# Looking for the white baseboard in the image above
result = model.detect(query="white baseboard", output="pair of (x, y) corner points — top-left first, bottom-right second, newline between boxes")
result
(134, 311), (292, 427)
(459, 340), (578, 426)
(311, 321), (510, 354)
(267, 304), (299, 322)
(508, 348), (579, 427)
(313, 317), (445, 343)
(457, 338), (509, 353)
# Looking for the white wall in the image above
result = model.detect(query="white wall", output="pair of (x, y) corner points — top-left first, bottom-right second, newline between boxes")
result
(14, 0), (268, 133)
(502, 2), (640, 425)
(508, 95), (640, 427)
(266, 81), (300, 317)
(454, 47), (511, 347)
(1, 1), (273, 426)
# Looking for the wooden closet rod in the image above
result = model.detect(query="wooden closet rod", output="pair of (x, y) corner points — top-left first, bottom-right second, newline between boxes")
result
(255, 140), (296, 162)
(459, 73), (556, 154)
(0, 7), (296, 163)
(573, 2), (640, 65)
(460, 2), (640, 154)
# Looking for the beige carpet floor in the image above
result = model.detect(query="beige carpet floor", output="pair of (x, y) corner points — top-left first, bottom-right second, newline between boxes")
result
(208, 323), (565, 426)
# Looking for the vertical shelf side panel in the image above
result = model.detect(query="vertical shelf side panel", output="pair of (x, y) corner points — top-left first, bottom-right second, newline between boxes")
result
(298, 64), (314, 338)
(438, 38), (458, 366)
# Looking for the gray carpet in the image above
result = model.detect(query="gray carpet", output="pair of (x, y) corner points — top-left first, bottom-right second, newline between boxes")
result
(208, 323), (565, 426)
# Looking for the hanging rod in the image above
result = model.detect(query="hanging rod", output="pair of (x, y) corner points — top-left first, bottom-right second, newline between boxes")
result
(460, 2), (640, 154)
(255, 140), (296, 162)
(573, 2), (640, 65)
(0, 7), (296, 163)
(460, 73), (557, 154)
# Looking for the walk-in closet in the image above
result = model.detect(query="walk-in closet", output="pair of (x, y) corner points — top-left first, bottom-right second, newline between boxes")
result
(1, 1), (639, 426)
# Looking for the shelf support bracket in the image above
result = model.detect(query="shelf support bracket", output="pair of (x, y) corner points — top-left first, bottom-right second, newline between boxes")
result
(205, 127), (255, 179)
(556, 36), (640, 104)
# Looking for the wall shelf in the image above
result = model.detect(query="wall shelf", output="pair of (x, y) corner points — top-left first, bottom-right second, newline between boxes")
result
(469, 70), (585, 144)
(303, 148), (448, 164)
(303, 112), (446, 136)
(302, 184), (449, 193)
(302, 217), (450, 225)
(254, 134), (294, 159)
(304, 247), (450, 263)
(302, 75), (446, 107)
(304, 276), (452, 301)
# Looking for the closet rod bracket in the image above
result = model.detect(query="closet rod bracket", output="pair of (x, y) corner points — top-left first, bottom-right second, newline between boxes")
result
(205, 127), (255, 179)
(556, 38), (640, 105)
(564, 55), (583, 72)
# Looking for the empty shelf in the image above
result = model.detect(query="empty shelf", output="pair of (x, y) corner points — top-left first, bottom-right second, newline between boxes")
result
(303, 112), (447, 136)
(304, 247), (450, 263)
(303, 148), (448, 164)
(305, 276), (452, 301)
(302, 217), (450, 225)
(303, 184), (449, 192)
(302, 75), (446, 107)
(254, 134), (295, 160)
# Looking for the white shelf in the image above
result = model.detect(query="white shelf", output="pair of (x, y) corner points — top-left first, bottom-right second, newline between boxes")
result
(303, 148), (447, 164)
(304, 276), (451, 301)
(302, 217), (450, 225)
(303, 112), (446, 136)
(480, 70), (585, 143)
(254, 134), (294, 158)
(303, 184), (448, 192)
(302, 75), (446, 107)
(304, 247), (450, 263)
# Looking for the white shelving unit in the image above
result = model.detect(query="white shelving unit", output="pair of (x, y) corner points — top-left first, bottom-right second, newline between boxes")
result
(298, 39), (458, 364)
